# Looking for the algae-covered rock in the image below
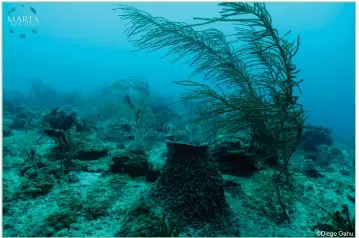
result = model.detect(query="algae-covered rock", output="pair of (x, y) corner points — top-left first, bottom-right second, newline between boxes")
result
(45, 210), (76, 230)
(116, 201), (183, 237)
(55, 185), (110, 222)
(210, 134), (258, 176)
(83, 188), (111, 220)
(302, 157), (322, 178)
(46, 107), (77, 131)
(15, 110), (35, 125)
(44, 128), (110, 173)
(71, 157), (111, 172)
(302, 125), (333, 153)
(3, 99), (22, 114)
(17, 163), (60, 199)
(39, 210), (77, 237)
(11, 117), (27, 129)
(315, 145), (345, 168)
(110, 146), (150, 176)
(17, 171), (56, 199)
(75, 146), (108, 161)
(3, 126), (12, 137)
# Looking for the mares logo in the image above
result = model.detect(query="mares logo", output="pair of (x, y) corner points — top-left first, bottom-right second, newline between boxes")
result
(7, 4), (39, 38)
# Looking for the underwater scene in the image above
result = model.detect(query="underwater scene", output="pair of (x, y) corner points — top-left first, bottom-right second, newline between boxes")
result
(2, 1), (355, 237)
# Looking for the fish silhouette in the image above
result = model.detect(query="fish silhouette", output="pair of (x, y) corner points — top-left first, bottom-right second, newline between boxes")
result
(7, 7), (16, 14)
(29, 7), (36, 15)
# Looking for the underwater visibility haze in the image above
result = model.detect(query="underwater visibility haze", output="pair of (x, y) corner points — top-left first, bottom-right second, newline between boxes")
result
(2, 2), (355, 237)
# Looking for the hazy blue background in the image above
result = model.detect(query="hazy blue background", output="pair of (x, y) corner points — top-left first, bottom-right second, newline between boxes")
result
(3, 2), (355, 141)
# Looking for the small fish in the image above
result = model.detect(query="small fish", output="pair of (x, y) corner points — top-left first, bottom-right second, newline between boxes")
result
(7, 7), (16, 14)
(29, 7), (36, 15)
(9, 29), (14, 34)
(19, 34), (26, 39)
(32, 28), (38, 34)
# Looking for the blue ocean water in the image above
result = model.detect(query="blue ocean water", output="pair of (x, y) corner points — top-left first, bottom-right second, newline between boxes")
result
(3, 2), (355, 140)
(2, 2), (356, 237)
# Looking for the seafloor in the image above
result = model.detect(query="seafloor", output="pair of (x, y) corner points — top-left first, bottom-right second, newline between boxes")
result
(2, 86), (355, 237)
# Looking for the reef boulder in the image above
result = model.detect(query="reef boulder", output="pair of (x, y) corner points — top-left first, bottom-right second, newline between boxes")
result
(302, 125), (333, 155)
(210, 134), (258, 176)
(110, 145), (150, 177)
(46, 107), (78, 131)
